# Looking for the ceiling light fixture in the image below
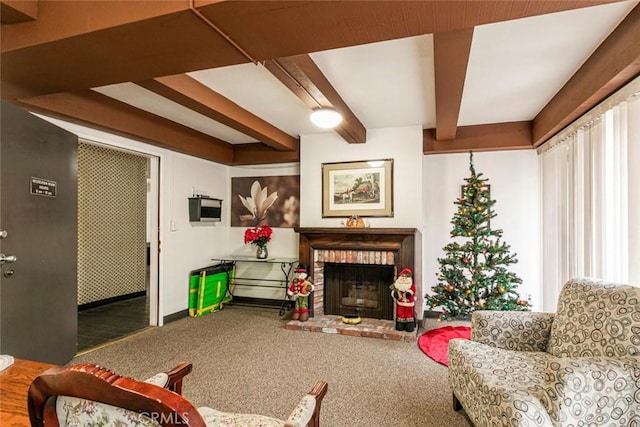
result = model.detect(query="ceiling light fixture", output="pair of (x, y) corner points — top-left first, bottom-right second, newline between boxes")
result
(310, 108), (343, 129)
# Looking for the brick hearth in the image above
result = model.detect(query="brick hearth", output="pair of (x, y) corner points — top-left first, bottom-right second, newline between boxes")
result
(285, 315), (417, 342)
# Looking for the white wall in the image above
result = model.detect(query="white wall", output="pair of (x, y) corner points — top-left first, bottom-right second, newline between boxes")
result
(423, 150), (542, 311)
(162, 153), (228, 317)
(300, 126), (424, 228)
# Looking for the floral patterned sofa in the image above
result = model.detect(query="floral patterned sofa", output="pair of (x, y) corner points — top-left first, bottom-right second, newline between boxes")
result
(448, 277), (640, 426)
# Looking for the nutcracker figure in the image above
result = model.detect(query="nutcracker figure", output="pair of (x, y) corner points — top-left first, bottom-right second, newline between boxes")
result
(287, 264), (314, 322)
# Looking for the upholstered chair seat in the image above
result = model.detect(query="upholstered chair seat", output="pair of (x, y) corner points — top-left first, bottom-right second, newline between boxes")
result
(197, 395), (316, 427)
(448, 277), (640, 426)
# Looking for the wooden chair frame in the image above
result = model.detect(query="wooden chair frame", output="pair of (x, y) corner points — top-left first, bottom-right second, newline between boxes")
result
(298, 380), (328, 427)
(28, 363), (205, 427)
(28, 362), (328, 427)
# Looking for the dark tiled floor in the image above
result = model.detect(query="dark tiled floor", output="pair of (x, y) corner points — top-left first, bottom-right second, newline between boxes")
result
(77, 295), (150, 353)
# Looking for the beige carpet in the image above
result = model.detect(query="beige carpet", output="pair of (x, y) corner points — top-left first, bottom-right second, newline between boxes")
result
(71, 305), (473, 427)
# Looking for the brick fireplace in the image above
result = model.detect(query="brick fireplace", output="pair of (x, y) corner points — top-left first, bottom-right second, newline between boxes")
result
(296, 228), (421, 320)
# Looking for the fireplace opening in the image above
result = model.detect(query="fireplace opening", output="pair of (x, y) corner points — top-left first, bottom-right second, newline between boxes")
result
(323, 263), (395, 320)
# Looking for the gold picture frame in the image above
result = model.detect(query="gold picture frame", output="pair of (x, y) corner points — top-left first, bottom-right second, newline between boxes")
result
(322, 159), (394, 218)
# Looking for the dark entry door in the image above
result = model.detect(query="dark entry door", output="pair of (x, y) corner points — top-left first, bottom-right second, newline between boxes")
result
(0, 101), (78, 364)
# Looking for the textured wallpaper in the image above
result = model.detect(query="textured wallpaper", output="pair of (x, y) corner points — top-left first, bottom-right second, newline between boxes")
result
(77, 142), (147, 305)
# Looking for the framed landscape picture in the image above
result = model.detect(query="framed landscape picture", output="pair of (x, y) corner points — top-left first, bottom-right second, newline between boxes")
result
(322, 159), (393, 218)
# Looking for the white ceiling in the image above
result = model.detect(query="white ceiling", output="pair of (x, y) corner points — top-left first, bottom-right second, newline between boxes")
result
(461, 0), (637, 125)
(93, 0), (638, 145)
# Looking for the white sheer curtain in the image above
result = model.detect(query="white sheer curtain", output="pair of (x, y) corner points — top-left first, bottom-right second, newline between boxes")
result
(539, 78), (638, 311)
(540, 141), (569, 310)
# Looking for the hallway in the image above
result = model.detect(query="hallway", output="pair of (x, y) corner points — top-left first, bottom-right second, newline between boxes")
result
(77, 295), (149, 353)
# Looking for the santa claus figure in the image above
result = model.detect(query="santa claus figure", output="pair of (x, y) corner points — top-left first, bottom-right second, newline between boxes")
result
(287, 264), (314, 322)
(390, 268), (416, 332)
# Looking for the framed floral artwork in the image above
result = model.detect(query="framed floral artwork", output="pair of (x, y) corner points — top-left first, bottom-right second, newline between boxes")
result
(231, 176), (300, 228)
(322, 159), (394, 217)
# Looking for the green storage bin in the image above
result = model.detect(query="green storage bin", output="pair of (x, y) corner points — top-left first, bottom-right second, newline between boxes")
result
(188, 262), (235, 317)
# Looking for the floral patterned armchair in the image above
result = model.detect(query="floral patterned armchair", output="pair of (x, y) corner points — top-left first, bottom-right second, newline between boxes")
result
(448, 277), (640, 426)
(28, 362), (328, 427)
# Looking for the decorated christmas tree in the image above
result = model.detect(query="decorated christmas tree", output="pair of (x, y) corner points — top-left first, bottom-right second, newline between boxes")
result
(426, 152), (530, 320)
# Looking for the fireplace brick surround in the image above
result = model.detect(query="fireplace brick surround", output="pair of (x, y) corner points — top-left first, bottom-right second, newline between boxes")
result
(311, 250), (396, 318)
(287, 228), (421, 341)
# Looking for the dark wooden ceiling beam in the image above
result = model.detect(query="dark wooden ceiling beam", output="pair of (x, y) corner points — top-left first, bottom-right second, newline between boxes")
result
(197, 1), (617, 61)
(137, 74), (298, 152)
(264, 55), (367, 143)
(232, 143), (300, 166)
(17, 90), (234, 164)
(4, 1), (611, 53)
(1, 1), (188, 51)
(433, 28), (474, 141)
(423, 121), (533, 154)
(1, 0), (38, 24)
(533, 3), (640, 147)
(0, 4), (247, 100)
(2, 1), (614, 100)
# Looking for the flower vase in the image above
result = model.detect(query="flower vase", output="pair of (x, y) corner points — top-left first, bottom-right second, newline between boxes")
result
(256, 245), (268, 260)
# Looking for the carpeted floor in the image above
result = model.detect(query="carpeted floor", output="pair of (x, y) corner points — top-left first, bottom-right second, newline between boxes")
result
(71, 306), (473, 427)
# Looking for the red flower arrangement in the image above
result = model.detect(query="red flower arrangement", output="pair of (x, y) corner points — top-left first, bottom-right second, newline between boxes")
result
(244, 226), (272, 247)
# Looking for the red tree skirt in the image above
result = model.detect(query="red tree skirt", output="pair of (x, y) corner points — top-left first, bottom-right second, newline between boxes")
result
(418, 326), (471, 366)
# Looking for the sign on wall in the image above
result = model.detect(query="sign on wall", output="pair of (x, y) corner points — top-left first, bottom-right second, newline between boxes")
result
(30, 176), (57, 197)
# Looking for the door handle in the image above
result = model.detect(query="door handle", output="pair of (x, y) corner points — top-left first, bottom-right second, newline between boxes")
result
(0, 230), (7, 239)
(0, 254), (17, 264)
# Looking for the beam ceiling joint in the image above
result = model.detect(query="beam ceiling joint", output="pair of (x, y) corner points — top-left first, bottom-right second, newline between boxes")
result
(423, 121), (534, 154)
(188, 0), (257, 65)
(137, 74), (298, 152)
(264, 55), (367, 144)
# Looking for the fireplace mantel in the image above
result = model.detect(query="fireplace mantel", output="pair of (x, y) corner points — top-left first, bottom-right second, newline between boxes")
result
(296, 227), (422, 319)
(296, 227), (418, 235)
(296, 228), (419, 260)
